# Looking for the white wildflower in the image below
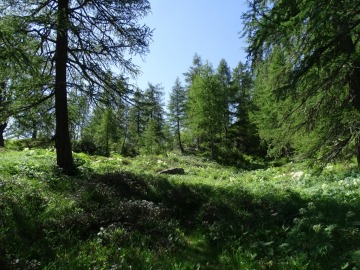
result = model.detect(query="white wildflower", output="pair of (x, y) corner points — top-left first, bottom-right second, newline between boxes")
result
(312, 224), (322, 233)
(290, 171), (304, 181)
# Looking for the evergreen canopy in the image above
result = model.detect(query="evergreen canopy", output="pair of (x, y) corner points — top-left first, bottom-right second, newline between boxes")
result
(0, 0), (152, 173)
(243, 0), (360, 165)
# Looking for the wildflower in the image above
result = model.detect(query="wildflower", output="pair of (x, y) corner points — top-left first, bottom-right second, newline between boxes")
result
(312, 224), (322, 233)
(307, 202), (316, 210)
(293, 218), (300, 224)
(290, 171), (304, 180)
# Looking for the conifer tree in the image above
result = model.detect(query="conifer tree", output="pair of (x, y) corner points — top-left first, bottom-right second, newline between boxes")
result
(9, 100), (54, 140)
(143, 83), (165, 134)
(231, 62), (262, 155)
(141, 119), (160, 155)
(183, 53), (203, 87)
(1, 0), (152, 173)
(168, 77), (187, 153)
(79, 77), (127, 156)
(140, 83), (165, 153)
(187, 62), (225, 159)
(243, 0), (360, 165)
(0, 17), (50, 146)
(127, 88), (147, 155)
(216, 59), (232, 139)
(68, 90), (90, 141)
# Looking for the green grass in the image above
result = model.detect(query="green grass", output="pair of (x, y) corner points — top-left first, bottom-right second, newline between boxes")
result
(0, 148), (360, 269)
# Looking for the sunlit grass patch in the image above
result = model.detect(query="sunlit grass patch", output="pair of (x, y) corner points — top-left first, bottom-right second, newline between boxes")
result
(1, 150), (360, 269)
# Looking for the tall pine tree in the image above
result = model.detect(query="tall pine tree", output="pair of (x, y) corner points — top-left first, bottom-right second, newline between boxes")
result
(168, 77), (187, 153)
(1, 0), (152, 173)
(243, 0), (360, 165)
(216, 59), (232, 139)
(140, 83), (165, 154)
(0, 17), (50, 146)
(187, 62), (226, 159)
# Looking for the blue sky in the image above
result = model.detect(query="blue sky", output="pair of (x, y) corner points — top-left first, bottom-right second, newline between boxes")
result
(131, 0), (249, 103)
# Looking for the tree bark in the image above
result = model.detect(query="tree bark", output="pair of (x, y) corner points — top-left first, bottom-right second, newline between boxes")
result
(176, 118), (184, 153)
(0, 123), (7, 147)
(55, 0), (75, 174)
(31, 121), (38, 139)
(0, 82), (7, 147)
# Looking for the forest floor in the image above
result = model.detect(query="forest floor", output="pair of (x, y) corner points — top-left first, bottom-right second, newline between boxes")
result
(1, 148), (360, 269)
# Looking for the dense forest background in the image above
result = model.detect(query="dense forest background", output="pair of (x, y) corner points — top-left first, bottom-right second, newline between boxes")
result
(1, 0), (360, 170)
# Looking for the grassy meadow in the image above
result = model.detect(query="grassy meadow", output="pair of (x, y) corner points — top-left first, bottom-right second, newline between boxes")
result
(0, 147), (360, 269)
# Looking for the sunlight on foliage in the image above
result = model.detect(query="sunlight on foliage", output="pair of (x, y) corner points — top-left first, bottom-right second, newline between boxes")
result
(0, 150), (359, 269)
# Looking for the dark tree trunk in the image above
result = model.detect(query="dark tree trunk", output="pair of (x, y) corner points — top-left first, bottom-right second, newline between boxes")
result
(176, 119), (184, 153)
(0, 123), (7, 147)
(210, 138), (217, 160)
(54, 0), (75, 174)
(31, 121), (38, 139)
(0, 81), (7, 147)
(356, 137), (360, 168)
(121, 128), (127, 155)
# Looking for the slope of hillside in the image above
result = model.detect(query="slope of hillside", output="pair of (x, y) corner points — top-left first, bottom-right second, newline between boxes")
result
(1, 149), (359, 269)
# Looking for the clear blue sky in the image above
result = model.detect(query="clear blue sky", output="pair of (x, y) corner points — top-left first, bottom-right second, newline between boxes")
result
(131, 0), (248, 103)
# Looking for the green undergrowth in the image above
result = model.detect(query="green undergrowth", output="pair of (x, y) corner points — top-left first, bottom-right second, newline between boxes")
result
(0, 148), (360, 269)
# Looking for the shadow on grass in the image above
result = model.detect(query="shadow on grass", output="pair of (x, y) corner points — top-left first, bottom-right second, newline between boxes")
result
(2, 169), (360, 269)
(59, 171), (307, 265)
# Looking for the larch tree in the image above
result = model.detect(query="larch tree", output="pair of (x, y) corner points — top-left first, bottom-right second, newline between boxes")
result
(1, 0), (152, 173)
(127, 88), (146, 155)
(10, 99), (54, 140)
(68, 90), (91, 141)
(168, 77), (187, 153)
(230, 62), (259, 154)
(140, 83), (165, 153)
(79, 75), (129, 156)
(0, 17), (50, 147)
(187, 62), (226, 159)
(216, 59), (232, 139)
(243, 0), (360, 166)
(183, 53), (203, 87)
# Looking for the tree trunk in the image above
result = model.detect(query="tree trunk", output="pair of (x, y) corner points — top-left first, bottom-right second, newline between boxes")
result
(55, 0), (75, 174)
(0, 81), (7, 147)
(31, 121), (38, 139)
(176, 119), (184, 153)
(0, 123), (7, 147)
(356, 137), (360, 168)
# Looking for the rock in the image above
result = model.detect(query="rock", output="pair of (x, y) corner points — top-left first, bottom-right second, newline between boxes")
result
(157, 168), (185, 175)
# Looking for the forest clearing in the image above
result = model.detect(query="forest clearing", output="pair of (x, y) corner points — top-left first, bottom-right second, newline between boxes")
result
(1, 147), (359, 269)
